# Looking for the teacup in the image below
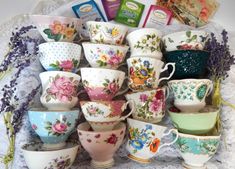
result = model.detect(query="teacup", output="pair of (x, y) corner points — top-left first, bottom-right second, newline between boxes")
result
(127, 57), (175, 91)
(126, 118), (178, 163)
(82, 42), (129, 69)
(168, 79), (213, 112)
(40, 71), (80, 110)
(126, 28), (162, 59)
(39, 42), (82, 73)
(86, 21), (128, 45)
(80, 100), (134, 131)
(22, 142), (79, 169)
(81, 68), (127, 101)
(125, 87), (168, 123)
(173, 131), (220, 168)
(77, 122), (126, 169)
(28, 108), (80, 150)
(162, 30), (208, 51)
(30, 15), (82, 42)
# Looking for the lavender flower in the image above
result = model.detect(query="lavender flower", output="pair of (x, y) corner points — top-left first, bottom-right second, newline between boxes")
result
(205, 30), (235, 81)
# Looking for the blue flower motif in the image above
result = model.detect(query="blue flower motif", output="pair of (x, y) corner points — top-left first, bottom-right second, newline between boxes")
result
(139, 133), (148, 144)
(130, 140), (144, 150)
(140, 69), (148, 76)
(145, 124), (152, 130)
(143, 60), (150, 68)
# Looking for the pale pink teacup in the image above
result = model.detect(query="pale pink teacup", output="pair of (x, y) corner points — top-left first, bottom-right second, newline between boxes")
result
(81, 68), (127, 101)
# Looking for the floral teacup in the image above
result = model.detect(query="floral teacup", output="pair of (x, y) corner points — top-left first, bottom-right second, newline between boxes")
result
(81, 68), (127, 101)
(28, 108), (80, 150)
(39, 42), (82, 73)
(168, 79), (213, 112)
(86, 21), (128, 45)
(126, 28), (162, 59)
(126, 118), (178, 163)
(77, 122), (126, 169)
(127, 57), (175, 91)
(40, 71), (80, 110)
(173, 131), (220, 168)
(80, 100), (135, 131)
(30, 15), (82, 42)
(82, 42), (129, 69)
(125, 87), (169, 123)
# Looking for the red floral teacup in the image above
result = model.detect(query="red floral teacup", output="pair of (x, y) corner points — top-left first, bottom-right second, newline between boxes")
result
(81, 68), (127, 101)
(125, 87), (169, 123)
(77, 122), (126, 168)
(80, 100), (134, 131)
(40, 71), (80, 110)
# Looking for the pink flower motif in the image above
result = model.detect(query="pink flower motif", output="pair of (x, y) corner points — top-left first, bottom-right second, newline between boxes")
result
(52, 123), (68, 134)
(149, 97), (161, 112)
(59, 60), (73, 71)
(139, 94), (148, 102)
(107, 55), (122, 66)
(32, 124), (37, 130)
(105, 134), (118, 145)
(108, 82), (119, 94)
(49, 21), (65, 34)
(88, 106), (97, 114)
(48, 77), (75, 102)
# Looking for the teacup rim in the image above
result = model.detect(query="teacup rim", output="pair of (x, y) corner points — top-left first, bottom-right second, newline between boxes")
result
(77, 122), (126, 133)
(28, 108), (80, 113)
(39, 71), (80, 78)
(174, 130), (221, 139)
(29, 14), (81, 21)
(21, 141), (79, 152)
(168, 79), (212, 83)
(125, 87), (166, 97)
(162, 30), (208, 39)
(168, 105), (220, 114)
(82, 42), (129, 48)
(39, 41), (81, 48)
(86, 20), (129, 29)
(127, 118), (167, 130)
(80, 100), (126, 105)
(164, 49), (210, 55)
(80, 67), (125, 75)
(126, 28), (163, 40)
(126, 56), (163, 64)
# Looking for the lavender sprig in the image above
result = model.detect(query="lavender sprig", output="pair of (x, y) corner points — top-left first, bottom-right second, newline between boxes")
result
(205, 30), (235, 81)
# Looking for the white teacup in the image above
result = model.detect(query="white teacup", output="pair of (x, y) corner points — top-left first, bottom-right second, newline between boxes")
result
(40, 71), (80, 110)
(126, 118), (178, 163)
(127, 57), (175, 91)
(126, 28), (162, 59)
(81, 68), (127, 101)
(168, 79), (213, 112)
(125, 87), (169, 123)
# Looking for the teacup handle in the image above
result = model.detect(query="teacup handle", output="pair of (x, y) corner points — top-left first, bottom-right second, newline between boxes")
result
(118, 100), (135, 121)
(207, 81), (214, 96)
(158, 63), (176, 84)
(115, 76), (129, 97)
(157, 129), (178, 152)
(161, 86), (170, 101)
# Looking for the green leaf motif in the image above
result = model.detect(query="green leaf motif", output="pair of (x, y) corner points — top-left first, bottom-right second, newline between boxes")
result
(186, 31), (191, 38)
(54, 34), (62, 41)
(196, 84), (208, 101)
(43, 29), (52, 36)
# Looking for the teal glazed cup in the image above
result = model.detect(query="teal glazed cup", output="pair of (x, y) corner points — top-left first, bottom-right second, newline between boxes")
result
(164, 50), (209, 79)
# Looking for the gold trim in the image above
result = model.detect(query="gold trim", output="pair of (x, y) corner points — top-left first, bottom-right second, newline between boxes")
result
(127, 154), (151, 164)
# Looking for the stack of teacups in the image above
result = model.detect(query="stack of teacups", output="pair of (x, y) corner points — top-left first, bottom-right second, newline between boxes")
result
(163, 30), (221, 169)
(21, 15), (83, 169)
(124, 28), (178, 164)
(77, 21), (131, 169)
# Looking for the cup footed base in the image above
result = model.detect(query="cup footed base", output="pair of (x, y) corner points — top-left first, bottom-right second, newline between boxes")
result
(182, 162), (206, 169)
(91, 158), (114, 169)
(128, 154), (151, 164)
(42, 142), (66, 150)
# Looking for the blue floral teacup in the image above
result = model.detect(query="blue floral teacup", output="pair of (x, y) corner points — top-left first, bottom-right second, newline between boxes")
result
(173, 131), (220, 168)
(28, 108), (80, 150)
(126, 118), (178, 163)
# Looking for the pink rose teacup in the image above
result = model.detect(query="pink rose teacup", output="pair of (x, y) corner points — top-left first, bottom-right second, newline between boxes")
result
(28, 108), (80, 150)
(80, 100), (135, 131)
(77, 122), (126, 169)
(81, 68), (127, 101)
(40, 71), (81, 110)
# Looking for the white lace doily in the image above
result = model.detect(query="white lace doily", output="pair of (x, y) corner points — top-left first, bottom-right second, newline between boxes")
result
(0, 0), (234, 169)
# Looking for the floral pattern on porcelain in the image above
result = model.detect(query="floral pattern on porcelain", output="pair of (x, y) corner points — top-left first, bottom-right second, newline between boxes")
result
(49, 59), (79, 72)
(136, 90), (165, 120)
(45, 74), (78, 102)
(134, 33), (161, 52)
(44, 155), (71, 169)
(129, 58), (156, 90)
(174, 135), (220, 156)
(128, 124), (160, 154)
(45, 115), (71, 136)
(43, 20), (77, 41)
(105, 134), (118, 145)
(166, 31), (207, 50)
(86, 105), (105, 117)
(169, 81), (208, 101)
(84, 133), (119, 145)
(90, 47), (124, 68)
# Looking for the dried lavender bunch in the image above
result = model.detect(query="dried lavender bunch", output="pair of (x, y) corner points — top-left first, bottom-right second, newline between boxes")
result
(0, 25), (39, 72)
(205, 30), (235, 81)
